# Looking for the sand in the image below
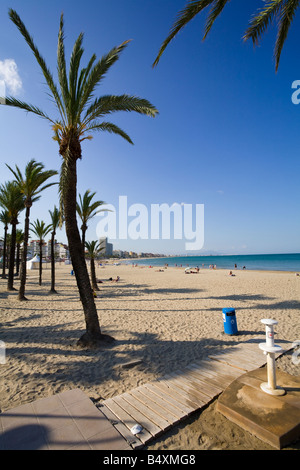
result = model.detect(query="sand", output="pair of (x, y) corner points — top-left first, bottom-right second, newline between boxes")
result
(0, 262), (299, 450)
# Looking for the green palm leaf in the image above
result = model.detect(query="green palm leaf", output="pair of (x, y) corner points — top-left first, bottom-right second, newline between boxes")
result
(85, 122), (134, 144)
(153, 0), (216, 67)
(30, 219), (52, 239)
(154, 0), (299, 71)
(76, 40), (131, 119)
(244, 0), (300, 71)
(4, 96), (53, 122)
(57, 13), (69, 123)
(6, 159), (58, 204)
(203, 0), (231, 39)
(9, 9), (65, 120)
(83, 94), (158, 126)
(49, 205), (61, 230)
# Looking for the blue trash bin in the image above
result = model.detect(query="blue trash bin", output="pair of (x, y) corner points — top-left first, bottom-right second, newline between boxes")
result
(222, 308), (238, 335)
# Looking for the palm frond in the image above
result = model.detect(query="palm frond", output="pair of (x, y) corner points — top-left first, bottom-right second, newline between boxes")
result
(4, 96), (53, 122)
(9, 8), (64, 120)
(243, 0), (283, 45)
(0, 181), (25, 220)
(76, 190), (105, 222)
(153, 0), (215, 67)
(76, 54), (97, 106)
(77, 40), (131, 118)
(57, 13), (69, 123)
(85, 240), (103, 258)
(0, 209), (10, 226)
(273, 0), (299, 71)
(69, 32), (84, 121)
(30, 219), (52, 239)
(49, 205), (61, 230)
(85, 121), (134, 144)
(82, 94), (158, 126)
(6, 159), (58, 203)
(244, 0), (299, 71)
(203, 0), (231, 39)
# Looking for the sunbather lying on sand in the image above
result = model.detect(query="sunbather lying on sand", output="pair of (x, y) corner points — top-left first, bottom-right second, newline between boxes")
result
(97, 276), (120, 283)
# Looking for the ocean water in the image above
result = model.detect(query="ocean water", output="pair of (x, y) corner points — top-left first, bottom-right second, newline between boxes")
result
(131, 253), (300, 272)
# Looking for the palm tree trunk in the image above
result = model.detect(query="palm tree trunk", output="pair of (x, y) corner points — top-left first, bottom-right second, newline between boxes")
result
(7, 223), (17, 291)
(19, 206), (30, 300)
(90, 257), (99, 291)
(49, 230), (56, 293)
(63, 155), (113, 347)
(81, 224), (87, 252)
(39, 242), (42, 286)
(1, 225), (8, 279)
(16, 243), (20, 276)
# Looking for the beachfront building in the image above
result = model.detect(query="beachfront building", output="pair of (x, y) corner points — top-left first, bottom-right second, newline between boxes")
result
(99, 237), (113, 257)
(112, 249), (124, 258)
(27, 240), (69, 260)
(29, 240), (47, 258)
(57, 243), (69, 259)
(46, 239), (60, 259)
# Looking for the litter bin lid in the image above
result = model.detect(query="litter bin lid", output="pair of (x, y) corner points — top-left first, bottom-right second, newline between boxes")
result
(222, 308), (235, 315)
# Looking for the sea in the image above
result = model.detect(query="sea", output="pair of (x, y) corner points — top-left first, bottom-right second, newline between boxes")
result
(130, 253), (300, 272)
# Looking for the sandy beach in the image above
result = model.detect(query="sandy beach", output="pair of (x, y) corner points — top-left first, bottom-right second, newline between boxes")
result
(0, 262), (299, 450)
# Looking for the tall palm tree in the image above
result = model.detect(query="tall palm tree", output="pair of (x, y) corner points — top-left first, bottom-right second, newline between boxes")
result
(77, 190), (105, 250)
(153, 0), (299, 71)
(0, 181), (25, 291)
(15, 229), (24, 277)
(85, 240), (103, 293)
(49, 206), (60, 294)
(6, 159), (58, 300)
(30, 219), (52, 286)
(0, 210), (10, 278)
(5, 10), (158, 347)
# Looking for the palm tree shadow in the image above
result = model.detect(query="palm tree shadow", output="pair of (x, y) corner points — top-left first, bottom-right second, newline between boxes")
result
(2, 317), (241, 397)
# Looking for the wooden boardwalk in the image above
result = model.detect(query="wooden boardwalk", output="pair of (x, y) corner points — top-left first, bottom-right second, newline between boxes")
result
(98, 337), (292, 448)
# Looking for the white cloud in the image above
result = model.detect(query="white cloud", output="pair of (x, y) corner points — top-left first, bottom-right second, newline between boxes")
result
(0, 59), (22, 95)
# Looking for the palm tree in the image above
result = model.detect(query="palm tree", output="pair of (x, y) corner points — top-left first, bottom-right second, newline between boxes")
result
(48, 206), (60, 294)
(6, 10), (158, 347)
(30, 219), (52, 286)
(77, 190), (105, 250)
(15, 229), (24, 277)
(153, 0), (299, 71)
(6, 159), (58, 300)
(0, 181), (25, 291)
(0, 210), (10, 278)
(85, 240), (103, 292)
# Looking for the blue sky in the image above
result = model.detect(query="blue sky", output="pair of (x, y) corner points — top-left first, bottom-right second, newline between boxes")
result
(0, 0), (299, 255)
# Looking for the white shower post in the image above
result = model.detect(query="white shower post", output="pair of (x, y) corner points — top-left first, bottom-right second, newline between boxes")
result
(259, 319), (285, 396)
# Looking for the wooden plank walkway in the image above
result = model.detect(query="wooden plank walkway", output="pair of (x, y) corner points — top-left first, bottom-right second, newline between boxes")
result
(98, 337), (293, 449)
